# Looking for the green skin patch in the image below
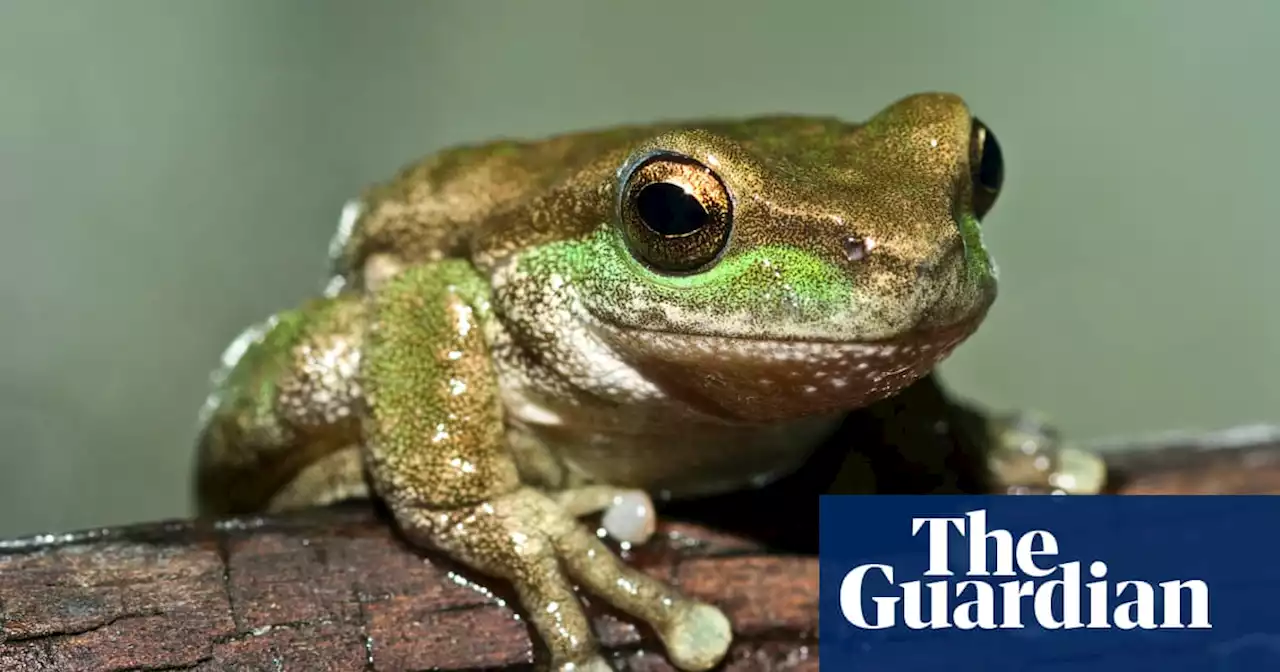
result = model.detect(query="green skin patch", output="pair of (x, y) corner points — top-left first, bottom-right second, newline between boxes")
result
(215, 309), (311, 434)
(955, 212), (995, 280)
(512, 226), (857, 338)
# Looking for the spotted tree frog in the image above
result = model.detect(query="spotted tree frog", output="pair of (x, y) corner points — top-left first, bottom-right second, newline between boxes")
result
(194, 93), (1104, 671)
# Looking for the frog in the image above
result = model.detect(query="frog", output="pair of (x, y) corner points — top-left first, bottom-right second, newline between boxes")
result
(193, 92), (1106, 671)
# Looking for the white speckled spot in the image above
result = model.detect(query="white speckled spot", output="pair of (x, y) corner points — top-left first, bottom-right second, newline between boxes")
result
(218, 315), (277, 373)
(328, 198), (364, 262)
(322, 275), (347, 297)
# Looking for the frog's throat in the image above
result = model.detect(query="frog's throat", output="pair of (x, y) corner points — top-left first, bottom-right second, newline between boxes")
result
(587, 310), (985, 422)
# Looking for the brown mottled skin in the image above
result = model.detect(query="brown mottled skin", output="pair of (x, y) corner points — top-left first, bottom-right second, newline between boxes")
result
(194, 93), (1106, 671)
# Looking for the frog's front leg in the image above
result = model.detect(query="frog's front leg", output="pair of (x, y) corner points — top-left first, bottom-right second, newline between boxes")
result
(983, 410), (1107, 495)
(829, 375), (1107, 497)
(931, 377), (1107, 494)
(362, 261), (730, 672)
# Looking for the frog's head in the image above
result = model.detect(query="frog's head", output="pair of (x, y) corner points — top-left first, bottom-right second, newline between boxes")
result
(538, 93), (1000, 421)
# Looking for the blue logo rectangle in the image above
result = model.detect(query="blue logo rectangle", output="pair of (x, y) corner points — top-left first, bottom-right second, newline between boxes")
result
(819, 496), (1280, 671)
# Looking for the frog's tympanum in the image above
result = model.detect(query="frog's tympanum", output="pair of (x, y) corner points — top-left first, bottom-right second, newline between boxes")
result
(195, 93), (1105, 671)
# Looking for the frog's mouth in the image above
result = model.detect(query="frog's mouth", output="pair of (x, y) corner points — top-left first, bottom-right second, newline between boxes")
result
(588, 311), (987, 423)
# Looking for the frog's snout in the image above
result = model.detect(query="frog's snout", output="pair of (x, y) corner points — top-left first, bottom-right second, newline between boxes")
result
(914, 237), (966, 279)
(911, 238), (997, 332)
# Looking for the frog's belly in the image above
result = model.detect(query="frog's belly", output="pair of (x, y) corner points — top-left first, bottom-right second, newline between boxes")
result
(512, 407), (844, 499)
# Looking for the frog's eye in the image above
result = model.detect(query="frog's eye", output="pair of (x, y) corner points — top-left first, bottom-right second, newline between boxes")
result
(970, 119), (1003, 220)
(618, 153), (733, 274)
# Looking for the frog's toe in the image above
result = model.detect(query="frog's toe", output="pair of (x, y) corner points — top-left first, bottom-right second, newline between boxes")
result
(600, 489), (656, 544)
(554, 525), (732, 671)
(987, 411), (1107, 495)
(555, 486), (656, 545)
(1046, 444), (1107, 494)
(660, 603), (733, 672)
(559, 654), (613, 672)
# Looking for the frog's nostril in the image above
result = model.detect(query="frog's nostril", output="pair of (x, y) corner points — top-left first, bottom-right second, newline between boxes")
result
(842, 235), (875, 262)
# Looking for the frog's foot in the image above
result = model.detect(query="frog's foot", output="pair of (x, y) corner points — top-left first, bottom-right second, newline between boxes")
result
(986, 412), (1107, 495)
(396, 487), (731, 672)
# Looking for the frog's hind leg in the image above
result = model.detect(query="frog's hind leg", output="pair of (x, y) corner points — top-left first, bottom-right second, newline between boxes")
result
(266, 445), (369, 512)
(195, 293), (371, 516)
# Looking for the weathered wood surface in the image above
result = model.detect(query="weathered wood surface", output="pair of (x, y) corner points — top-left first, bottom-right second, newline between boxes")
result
(1, 428), (1278, 671)
(0, 506), (816, 672)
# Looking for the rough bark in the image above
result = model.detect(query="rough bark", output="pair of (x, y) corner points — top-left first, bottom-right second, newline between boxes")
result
(2, 427), (1277, 671)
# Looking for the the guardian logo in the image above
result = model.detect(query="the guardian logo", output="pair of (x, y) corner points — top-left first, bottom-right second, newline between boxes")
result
(840, 509), (1212, 631)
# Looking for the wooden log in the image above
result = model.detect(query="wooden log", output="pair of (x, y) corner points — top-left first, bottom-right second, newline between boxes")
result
(2, 427), (1279, 671)
(0, 505), (816, 671)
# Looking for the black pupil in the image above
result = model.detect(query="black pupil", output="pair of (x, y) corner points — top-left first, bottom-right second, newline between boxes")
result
(636, 182), (709, 237)
(977, 126), (1004, 192)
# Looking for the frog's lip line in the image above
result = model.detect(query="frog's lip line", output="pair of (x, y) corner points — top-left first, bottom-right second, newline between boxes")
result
(586, 311), (984, 350)
(576, 277), (995, 351)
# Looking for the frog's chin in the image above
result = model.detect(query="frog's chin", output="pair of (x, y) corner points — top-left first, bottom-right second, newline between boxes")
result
(591, 315), (984, 423)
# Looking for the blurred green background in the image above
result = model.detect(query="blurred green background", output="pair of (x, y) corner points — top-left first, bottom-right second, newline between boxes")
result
(2, 1), (1277, 538)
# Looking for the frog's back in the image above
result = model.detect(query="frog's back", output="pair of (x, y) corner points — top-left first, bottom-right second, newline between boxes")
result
(327, 116), (857, 288)
(329, 125), (655, 288)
